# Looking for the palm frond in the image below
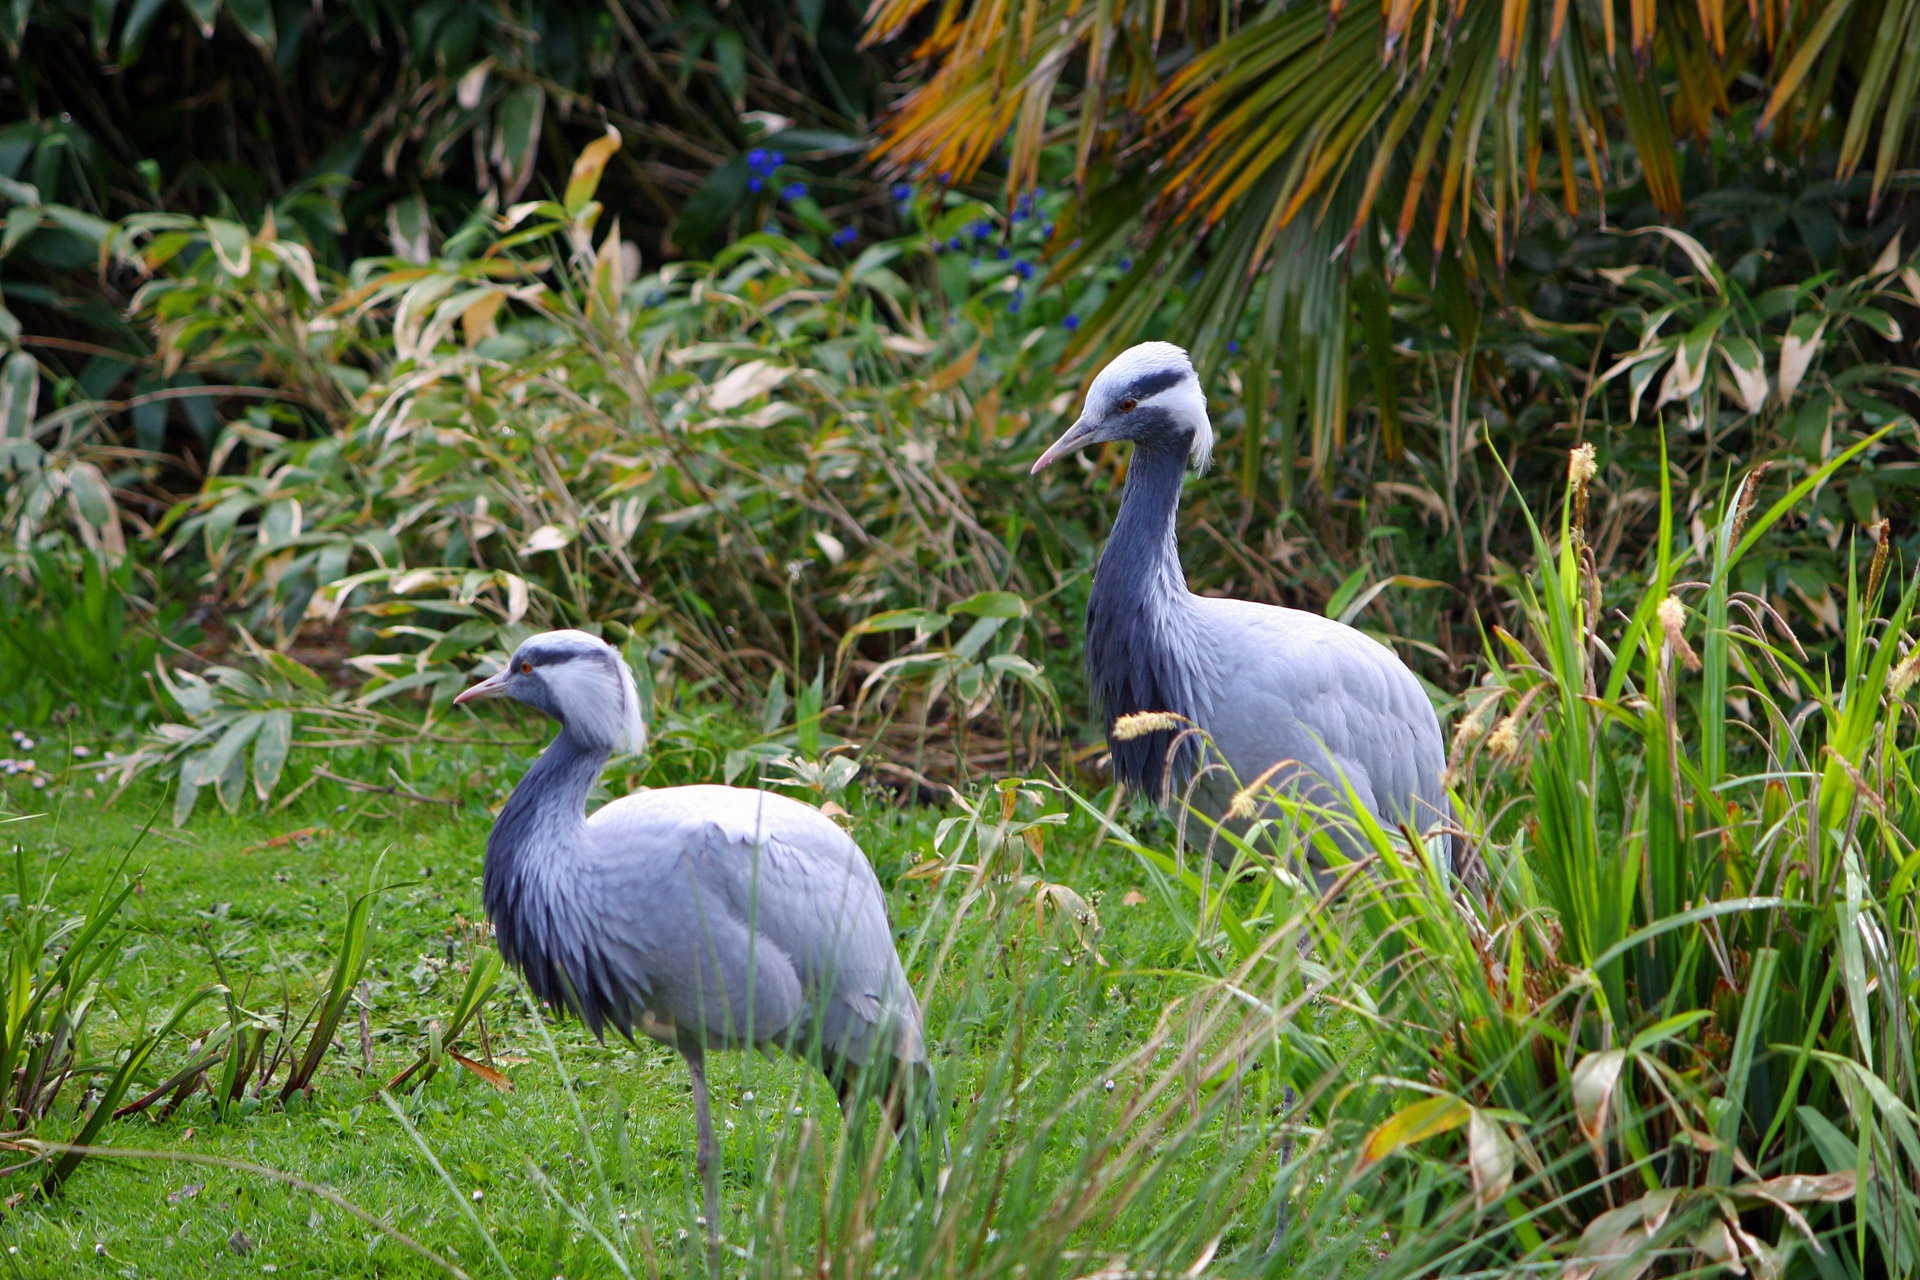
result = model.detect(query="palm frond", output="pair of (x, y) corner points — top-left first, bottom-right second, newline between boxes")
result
(867, 0), (1920, 482)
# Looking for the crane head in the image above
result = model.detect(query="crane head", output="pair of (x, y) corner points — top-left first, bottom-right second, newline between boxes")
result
(1030, 341), (1212, 475)
(455, 629), (648, 755)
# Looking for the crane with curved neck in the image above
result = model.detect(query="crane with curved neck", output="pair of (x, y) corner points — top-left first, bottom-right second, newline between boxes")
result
(1033, 341), (1454, 871)
(455, 630), (940, 1273)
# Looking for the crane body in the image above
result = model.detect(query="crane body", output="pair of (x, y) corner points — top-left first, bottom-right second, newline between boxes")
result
(1034, 343), (1452, 870)
(455, 630), (937, 1270)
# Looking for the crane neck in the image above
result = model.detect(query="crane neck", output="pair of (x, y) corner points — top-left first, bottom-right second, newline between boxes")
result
(1084, 437), (1204, 801)
(1100, 438), (1191, 604)
(485, 728), (605, 898)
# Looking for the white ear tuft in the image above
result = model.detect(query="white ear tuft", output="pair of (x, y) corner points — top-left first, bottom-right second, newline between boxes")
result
(613, 646), (647, 755)
(1190, 416), (1214, 473)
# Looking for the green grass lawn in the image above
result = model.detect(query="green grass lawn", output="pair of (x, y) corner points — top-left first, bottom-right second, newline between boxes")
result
(1, 730), (1303, 1280)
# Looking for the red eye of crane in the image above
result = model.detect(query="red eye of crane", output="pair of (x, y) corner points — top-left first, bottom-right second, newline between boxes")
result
(1119, 397), (1138, 411)
(520, 661), (533, 673)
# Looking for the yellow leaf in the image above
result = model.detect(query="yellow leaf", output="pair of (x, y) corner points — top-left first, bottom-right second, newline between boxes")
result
(448, 1051), (513, 1093)
(461, 292), (505, 347)
(564, 126), (623, 217)
(923, 340), (980, 395)
(1358, 1093), (1470, 1169)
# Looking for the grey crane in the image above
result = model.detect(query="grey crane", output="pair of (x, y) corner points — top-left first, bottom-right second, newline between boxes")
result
(454, 629), (938, 1270)
(1031, 342), (1452, 873)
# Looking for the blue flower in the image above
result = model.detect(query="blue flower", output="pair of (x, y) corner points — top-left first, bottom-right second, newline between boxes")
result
(972, 220), (993, 239)
(782, 182), (808, 201)
(832, 226), (859, 247)
(1227, 340), (1240, 354)
(1008, 297), (1023, 314)
(1070, 238), (1082, 249)
(1042, 223), (1055, 237)
(1011, 210), (1027, 223)
(748, 148), (768, 170)
(948, 236), (964, 251)
(938, 170), (951, 183)
(1015, 260), (1034, 279)
(645, 291), (665, 307)
(1063, 313), (1081, 330)
(748, 176), (763, 193)
(771, 152), (786, 167)
(997, 246), (1011, 260)
(1119, 257), (1132, 271)
(891, 182), (914, 201)
(1034, 186), (1046, 200)
(970, 257), (981, 267)
(764, 221), (780, 235)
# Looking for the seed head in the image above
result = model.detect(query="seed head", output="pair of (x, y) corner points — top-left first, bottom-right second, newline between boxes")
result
(1568, 443), (1597, 486)
(1111, 711), (1184, 741)
(1890, 647), (1920, 700)
(1487, 715), (1522, 760)
(1658, 595), (1701, 670)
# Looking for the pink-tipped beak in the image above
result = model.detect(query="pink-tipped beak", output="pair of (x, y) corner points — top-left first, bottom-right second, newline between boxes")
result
(453, 669), (511, 705)
(1030, 416), (1099, 474)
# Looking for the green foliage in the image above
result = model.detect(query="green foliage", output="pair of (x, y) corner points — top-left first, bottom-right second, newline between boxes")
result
(0, 550), (180, 723)
(1098, 449), (1920, 1275)
(0, 825), (221, 1198)
(3, 0), (895, 266)
(870, 0), (1920, 481)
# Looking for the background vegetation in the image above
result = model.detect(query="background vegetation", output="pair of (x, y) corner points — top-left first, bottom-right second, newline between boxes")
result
(7, 0), (1920, 1276)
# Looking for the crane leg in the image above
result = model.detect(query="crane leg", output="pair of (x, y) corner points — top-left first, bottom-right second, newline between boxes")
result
(1265, 921), (1313, 1259)
(1264, 1082), (1296, 1259)
(684, 1046), (722, 1278)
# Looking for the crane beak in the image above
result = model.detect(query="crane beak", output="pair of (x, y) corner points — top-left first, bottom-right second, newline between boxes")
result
(454, 669), (511, 705)
(1030, 415), (1099, 474)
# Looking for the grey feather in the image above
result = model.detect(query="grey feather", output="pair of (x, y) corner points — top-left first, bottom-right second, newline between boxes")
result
(459, 631), (942, 1253)
(1037, 343), (1452, 870)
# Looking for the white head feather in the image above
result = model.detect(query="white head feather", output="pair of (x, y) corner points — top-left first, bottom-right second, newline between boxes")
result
(1085, 341), (1213, 471)
(524, 629), (648, 755)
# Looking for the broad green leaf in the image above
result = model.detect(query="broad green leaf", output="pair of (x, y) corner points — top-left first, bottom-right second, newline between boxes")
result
(0, 351), (38, 439)
(951, 614), (1009, 660)
(204, 217), (252, 277)
(840, 608), (951, 647)
(192, 711), (265, 793)
(1846, 305), (1902, 343)
(949, 591), (1028, 618)
(171, 770), (203, 827)
(493, 84), (546, 198)
(264, 650), (328, 695)
(1717, 336), (1767, 414)
(226, 0), (274, 50)
(2, 203), (38, 255)
(252, 709), (292, 802)
(180, 0), (219, 37)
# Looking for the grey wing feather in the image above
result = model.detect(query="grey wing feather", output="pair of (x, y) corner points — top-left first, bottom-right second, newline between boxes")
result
(1190, 598), (1449, 846)
(582, 785), (925, 1066)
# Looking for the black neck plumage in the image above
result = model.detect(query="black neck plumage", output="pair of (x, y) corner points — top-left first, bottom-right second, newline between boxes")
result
(1085, 438), (1203, 801)
(483, 729), (624, 1035)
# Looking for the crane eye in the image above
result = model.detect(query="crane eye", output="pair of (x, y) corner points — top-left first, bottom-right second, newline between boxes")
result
(1118, 397), (1138, 412)
(520, 661), (533, 674)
